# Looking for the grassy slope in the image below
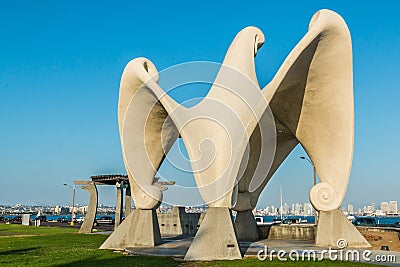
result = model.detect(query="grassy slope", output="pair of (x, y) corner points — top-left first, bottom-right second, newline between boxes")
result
(0, 224), (378, 267)
(0, 225), (177, 266)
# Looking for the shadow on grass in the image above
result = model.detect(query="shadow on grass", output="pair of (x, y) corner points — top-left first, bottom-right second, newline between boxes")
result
(52, 255), (181, 267)
(0, 247), (40, 255)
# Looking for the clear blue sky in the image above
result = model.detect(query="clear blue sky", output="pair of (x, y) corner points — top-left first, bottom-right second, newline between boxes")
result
(0, 1), (399, 209)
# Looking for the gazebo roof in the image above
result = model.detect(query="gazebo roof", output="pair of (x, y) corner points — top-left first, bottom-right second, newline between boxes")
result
(90, 174), (129, 185)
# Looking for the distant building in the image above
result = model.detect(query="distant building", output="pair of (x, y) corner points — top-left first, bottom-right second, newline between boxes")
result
(294, 203), (300, 215)
(303, 203), (312, 216)
(76, 206), (88, 214)
(60, 207), (69, 215)
(362, 206), (367, 214)
(284, 203), (290, 215)
(375, 209), (385, 216)
(55, 205), (61, 215)
(347, 204), (354, 214)
(381, 202), (389, 213)
(265, 207), (270, 214)
(389, 201), (398, 213)
(366, 205), (375, 214)
(271, 205), (276, 215)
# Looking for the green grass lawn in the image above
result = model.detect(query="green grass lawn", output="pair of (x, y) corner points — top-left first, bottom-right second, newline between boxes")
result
(0, 224), (378, 266)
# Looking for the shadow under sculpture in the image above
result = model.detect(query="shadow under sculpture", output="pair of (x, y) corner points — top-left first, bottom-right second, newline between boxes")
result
(100, 9), (370, 260)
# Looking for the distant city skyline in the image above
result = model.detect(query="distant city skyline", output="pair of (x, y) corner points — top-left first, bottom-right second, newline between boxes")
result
(2, 200), (399, 218)
(1, 2), (399, 206)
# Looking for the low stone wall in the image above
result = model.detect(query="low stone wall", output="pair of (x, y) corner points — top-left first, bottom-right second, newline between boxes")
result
(257, 225), (399, 242)
(156, 210), (399, 242)
(356, 226), (400, 233)
(157, 207), (204, 237)
(258, 224), (316, 240)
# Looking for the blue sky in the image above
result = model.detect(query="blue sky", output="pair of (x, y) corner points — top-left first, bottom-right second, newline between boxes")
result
(0, 1), (399, 209)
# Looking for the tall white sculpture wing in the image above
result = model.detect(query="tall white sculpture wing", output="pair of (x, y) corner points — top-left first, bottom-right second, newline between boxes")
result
(263, 9), (353, 211)
(177, 27), (272, 208)
(118, 58), (179, 209)
(234, 10), (353, 212)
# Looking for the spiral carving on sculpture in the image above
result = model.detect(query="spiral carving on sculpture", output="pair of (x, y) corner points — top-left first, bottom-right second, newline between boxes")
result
(309, 182), (341, 211)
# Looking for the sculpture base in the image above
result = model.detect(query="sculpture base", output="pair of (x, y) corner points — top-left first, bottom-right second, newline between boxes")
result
(315, 209), (371, 248)
(234, 210), (259, 241)
(184, 207), (242, 261)
(100, 209), (161, 250)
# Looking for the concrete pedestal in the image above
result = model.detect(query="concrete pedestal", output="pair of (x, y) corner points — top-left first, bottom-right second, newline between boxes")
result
(315, 209), (371, 248)
(234, 210), (259, 241)
(79, 182), (98, 234)
(114, 181), (124, 229)
(100, 209), (161, 250)
(184, 207), (242, 261)
(157, 206), (203, 237)
(124, 185), (132, 218)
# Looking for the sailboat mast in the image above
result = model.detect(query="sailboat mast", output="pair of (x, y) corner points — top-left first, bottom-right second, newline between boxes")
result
(280, 186), (283, 220)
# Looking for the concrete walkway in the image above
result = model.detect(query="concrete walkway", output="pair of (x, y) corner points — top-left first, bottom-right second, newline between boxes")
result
(125, 237), (400, 266)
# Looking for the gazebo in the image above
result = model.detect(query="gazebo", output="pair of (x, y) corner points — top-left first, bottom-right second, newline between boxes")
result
(74, 174), (131, 234)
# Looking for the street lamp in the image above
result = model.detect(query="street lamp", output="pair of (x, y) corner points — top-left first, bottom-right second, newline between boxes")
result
(300, 156), (318, 224)
(63, 183), (76, 226)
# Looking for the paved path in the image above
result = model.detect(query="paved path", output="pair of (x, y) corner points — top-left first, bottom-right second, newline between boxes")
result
(125, 237), (400, 266)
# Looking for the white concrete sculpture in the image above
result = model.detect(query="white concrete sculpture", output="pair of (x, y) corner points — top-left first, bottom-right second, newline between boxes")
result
(100, 9), (370, 259)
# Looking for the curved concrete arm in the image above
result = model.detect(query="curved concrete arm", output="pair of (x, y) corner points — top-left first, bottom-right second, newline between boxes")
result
(176, 27), (269, 207)
(267, 9), (353, 211)
(234, 9), (353, 212)
(118, 58), (180, 209)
